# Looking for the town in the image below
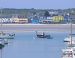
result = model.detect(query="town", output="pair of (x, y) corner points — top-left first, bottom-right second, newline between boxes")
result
(0, 8), (75, 24)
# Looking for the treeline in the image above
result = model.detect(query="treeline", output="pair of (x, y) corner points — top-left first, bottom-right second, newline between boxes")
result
(0, 8), (75, 18)
(0, 8), (44, 17)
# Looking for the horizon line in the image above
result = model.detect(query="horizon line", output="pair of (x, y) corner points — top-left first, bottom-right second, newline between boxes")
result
(0, 7), (75, 10)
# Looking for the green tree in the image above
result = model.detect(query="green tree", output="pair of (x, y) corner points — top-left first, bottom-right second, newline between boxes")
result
(44, 10), (50, 17)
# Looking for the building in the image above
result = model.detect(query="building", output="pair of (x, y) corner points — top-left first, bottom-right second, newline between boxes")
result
(31, 16), (39, 24)
(69, 14), (75, 23)
(53, 16), (64, 23)
(0, 18), (12, 23)
(18, 18), (28, 24)
(11, 17), (28, 24)
(39, 16), (53, 24)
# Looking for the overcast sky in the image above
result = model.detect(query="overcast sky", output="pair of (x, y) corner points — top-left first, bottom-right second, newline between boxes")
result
(0, 0), (75, 9)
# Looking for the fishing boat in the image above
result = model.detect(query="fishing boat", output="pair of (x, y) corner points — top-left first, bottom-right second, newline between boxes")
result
(36, 31), (52, 39)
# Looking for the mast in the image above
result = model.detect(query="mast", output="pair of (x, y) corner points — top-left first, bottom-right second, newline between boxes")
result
(0, 9), (2, 27)
(0, 8), (3, 33)
(67, 13), (73, 58)
(70, 13), (73, 58)
(68, 13), (72, 47)
(71, 18), (72, 47)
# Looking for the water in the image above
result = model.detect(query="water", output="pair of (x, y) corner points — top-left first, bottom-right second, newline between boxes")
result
(0, 31), (71, 58)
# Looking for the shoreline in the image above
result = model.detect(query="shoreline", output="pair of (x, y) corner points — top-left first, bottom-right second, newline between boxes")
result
(0, 24), (75, 33)
(1, 23), (75, 25)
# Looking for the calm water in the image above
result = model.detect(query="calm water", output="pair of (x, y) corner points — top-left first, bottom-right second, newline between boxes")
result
(0, 31), (73, 58)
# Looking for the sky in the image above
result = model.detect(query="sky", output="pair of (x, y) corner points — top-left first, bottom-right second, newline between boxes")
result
(0, 0), (75, 9)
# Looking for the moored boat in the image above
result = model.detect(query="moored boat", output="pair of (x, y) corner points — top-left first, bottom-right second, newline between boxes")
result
(62, 47), (75, 58)
(64, 34), (75, 47)
(0, 39), (5, 49)
(0, 31), (15, 39)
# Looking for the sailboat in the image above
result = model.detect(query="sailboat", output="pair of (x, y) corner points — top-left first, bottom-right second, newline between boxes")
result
(0, 9), (15, 45)
(62, 14), (75, 58)
(64, 34), (75, 46)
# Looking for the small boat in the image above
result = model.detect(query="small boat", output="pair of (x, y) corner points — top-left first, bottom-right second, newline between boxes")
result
(8, 33), (15, 39)
(0, 32), (15, 44)
(36, 31), (46, 38)
(36, 31), (52, 39)
(64, 34), (75, 44)
(64, 34), (75, 46)
(0, 32), (15, 39)
(0, 36), (8, 44)
(62, 47), (75, 58)
(0, 39), (5, 49)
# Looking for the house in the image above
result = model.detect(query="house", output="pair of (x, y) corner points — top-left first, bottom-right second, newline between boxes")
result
(52, 16), (64, 23)
(39, 16), (53, 24)
(69, 14), (75, 23)
(31, 16), (39, 24)
(11, 17), (28, 24)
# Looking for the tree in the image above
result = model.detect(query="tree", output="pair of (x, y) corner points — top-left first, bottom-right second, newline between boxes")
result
(44, 10), (50, 17)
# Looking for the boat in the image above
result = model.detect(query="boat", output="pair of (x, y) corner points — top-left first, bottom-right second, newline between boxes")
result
(62, 47), (75, 58)
(8, 33), (15, 39)
(64, 34), (75, 42)
(0, 9), (15, 40)
(0, 9), (15, 46)
(0, 31), (15, 39)
(64, 34), (75, 46)
(62, 14), (75, 58)
(36, 31), (52, 39)
(0, 39), (5, 49)
(0, 31), (15, 45)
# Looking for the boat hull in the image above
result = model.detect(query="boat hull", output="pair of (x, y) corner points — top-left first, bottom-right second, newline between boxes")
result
(0, 44), (4, 49)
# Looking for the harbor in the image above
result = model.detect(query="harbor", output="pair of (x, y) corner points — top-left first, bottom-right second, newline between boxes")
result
(0, 23), (75, 58)
(0, 0), (75, 58)
(0, 31), (70, 58)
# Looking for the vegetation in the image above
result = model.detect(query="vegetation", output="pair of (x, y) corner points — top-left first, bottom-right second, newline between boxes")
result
(0, 8), (75, 18)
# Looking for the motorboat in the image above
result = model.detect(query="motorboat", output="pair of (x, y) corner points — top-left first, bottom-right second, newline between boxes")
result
(64, 34), (75, 47)
(0, 39), (5, 49)
(62, 47), (75, 58)
(36, 31), (52, 39)
(64, 34), (75, 42)
(0, 32), (15, 44)
(0, 9), (15, 46)
(8, 33), (15, 39)
(0, 31), (15, 39)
